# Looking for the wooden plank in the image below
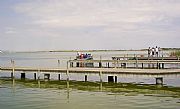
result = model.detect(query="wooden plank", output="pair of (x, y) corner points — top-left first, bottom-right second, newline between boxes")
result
(0, 67), (180, 75)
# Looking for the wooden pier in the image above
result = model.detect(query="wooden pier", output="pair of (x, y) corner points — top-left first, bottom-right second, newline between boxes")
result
(0, 58), (180, 84)
(1, 67), (180, 75)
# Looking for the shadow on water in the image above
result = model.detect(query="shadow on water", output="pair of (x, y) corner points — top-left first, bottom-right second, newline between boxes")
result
(0, 78), (180, 98)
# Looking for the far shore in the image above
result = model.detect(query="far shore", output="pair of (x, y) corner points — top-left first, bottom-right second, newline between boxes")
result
(1, 48), (180, 53)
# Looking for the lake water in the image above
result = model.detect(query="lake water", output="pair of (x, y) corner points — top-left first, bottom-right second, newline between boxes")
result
(0, 79), (180, 109)
(0, 51), (180, 109)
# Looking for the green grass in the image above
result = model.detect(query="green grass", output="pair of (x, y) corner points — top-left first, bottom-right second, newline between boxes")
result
(170, 50), (180, 57)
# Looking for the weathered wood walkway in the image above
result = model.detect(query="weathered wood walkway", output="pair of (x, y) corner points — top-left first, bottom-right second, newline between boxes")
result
(1, 66), (180, 75)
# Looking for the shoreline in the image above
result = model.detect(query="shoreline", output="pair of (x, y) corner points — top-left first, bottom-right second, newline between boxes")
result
(0, 48), (180, 53)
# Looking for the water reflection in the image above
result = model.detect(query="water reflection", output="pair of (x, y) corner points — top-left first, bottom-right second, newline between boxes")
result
(0, 79), (180, 98)
(66, 80), (70, 102)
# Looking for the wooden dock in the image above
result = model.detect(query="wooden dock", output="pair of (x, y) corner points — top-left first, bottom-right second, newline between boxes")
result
(0, 58), (180, 84)
(1, 66), (180, 75)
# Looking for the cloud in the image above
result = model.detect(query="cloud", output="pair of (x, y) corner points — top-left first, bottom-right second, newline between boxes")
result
(1, 0), (180, 51)
(4, 27), (17, 34)
(13, 0), (180, 30)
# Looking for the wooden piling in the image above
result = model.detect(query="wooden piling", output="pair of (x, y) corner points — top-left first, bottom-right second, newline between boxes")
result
(66, 61), (69, 81)
(11, 60), (15, 78)
(85, 75), (87, 82)
(162, 63), (165, 69)
(99, 70), (102, 82)
(70, 62), (73, 68)
(34, 73), (37, 80)
(37, 69), (40, 80)
(58, 74), (61, 80)
(115, 76), (117, 83)
(21, 73), (25, 79)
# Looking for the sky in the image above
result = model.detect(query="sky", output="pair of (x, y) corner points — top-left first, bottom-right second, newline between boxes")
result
(0, 0), (180, 51)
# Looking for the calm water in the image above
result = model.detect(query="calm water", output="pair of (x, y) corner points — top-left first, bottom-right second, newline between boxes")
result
(0, 51), (180, 109)
(0, 79), (180, 109)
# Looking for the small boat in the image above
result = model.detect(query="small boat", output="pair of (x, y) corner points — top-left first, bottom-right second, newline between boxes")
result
(75, 53), (94, 67)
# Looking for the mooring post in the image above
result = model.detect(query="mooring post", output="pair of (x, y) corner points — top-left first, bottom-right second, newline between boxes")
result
(34, 73), (37, 80)
(70, 62), (73, 68)
(156, 77), (163, 85)
(99, 70), (102, 82)
(21, 72), (26, 80)
(37, 69), (40, 80)
(99, 56), (102, 68)
(108, 62), (110, 68)
(162, 63), (164, 69)
(11, 59), (15, 78)
(85, 75), (87, 82)
(58, 74), (61, 80)
(157, 61), (159, 69)
(37, 69), (41, 88)
(115, 76), (117, 83)
(66, 61), (70, 81)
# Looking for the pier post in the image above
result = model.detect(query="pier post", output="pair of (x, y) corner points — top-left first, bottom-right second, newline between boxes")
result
(37, 69), (40, 80)
(156, 77), (163, 85)
(108, 76), (114, 82)
(11, 73), (13, 78)
(108, 62), (110, 68)
(115, 76), (117, 83)
(70, 62), (73, 68)
(37, 69), (41, 88)
(44, 74), (50, 81)
(157, 61), (159, 69)
(21, 72), (25, 80)
(162, 63), (164, 69)
(34, 73), (37, 80)
(142, 63), (144, 69)
(99, 62), (102, 68)
(99, 70), (102, 82)
(85, 75), (87, 82)
(58, 74), (61, 80)
(66, 61), (70, 81)
(11, 60), (15, 78)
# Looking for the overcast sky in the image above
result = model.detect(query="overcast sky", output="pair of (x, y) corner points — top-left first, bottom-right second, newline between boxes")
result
(0, 0), (180, 51)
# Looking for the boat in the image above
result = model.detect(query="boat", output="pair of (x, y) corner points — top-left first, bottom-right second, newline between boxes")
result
(75, 53), (94, 67)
